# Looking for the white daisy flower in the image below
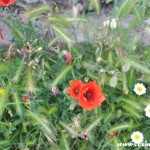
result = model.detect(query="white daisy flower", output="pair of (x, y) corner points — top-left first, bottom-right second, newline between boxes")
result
(133, 83), (146, 95)
(144, 104), (150, 118)
(110, 18), (117, 29)
(131, 131), (144, 144)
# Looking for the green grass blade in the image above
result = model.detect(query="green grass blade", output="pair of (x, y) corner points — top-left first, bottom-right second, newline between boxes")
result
(0, 64), (9, 73)
(46, 16), (69, 27)
(24, 6), (53, 19)
(13, 91), (23, 119)
(121, 57), (150, 75)
(84, 116), (102, 132)
(108, 123), (133, 133)
(93, 0), (101, 14)
(26, 110), (56, 146)
(0, 86), (10, 120)
(119, 0), (134, 17)
(59, 121), (78, 136)
(12, 59), (25, 83)
(62, 133), (70, 150)
(51, 65), (73, 88)
(50, 25), (73, 44)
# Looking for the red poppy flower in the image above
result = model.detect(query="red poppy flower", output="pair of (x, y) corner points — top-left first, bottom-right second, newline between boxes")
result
(78, 81), (105, 111)
(0, 0), (15, 7)
(67, 80), (83, 99)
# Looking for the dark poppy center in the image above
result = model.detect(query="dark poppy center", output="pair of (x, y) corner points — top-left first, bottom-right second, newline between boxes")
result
(74, 89), (80, 94)
(85, 92), (92, 100)
(3, 0), (9, 3)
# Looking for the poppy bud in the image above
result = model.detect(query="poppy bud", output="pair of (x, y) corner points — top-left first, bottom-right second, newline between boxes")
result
(66, 52), (72, 65)
(108, 131), (118, 138)
(22, 94), (30, 102)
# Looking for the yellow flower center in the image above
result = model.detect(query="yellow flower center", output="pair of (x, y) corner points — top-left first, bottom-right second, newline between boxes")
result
(135, 134), (140, 140)
(137, 87), (142, 92)
(149, 109), (150, 113)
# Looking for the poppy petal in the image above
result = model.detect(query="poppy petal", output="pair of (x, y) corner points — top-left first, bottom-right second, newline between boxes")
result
(0, 0), (15, 6)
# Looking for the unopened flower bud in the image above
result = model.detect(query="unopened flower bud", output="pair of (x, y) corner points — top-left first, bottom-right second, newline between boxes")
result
(69, 104), (75, 110)
(66, 52), (72, 66)
(51, 87), (58, 96)
(96, 57), (102, 63)
(98, 68), (106, 75)
(37, 47), (42, 51)
(28, 60), (34, 67)
(108, 131), (118, 138)
(84, 77), (89, 83)
(61, 50), (68, 55)
(109, 76), (117, 87)
(103, 20), (110, 27)
(35, 58), (40, 64)
(80, 131), (88, 140)
(110, 18), (117, 29)
(122, 63), (130, 72)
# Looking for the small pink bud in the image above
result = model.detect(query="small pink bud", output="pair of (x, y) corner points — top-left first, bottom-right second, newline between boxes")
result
(80, 131), (88, 140)
(66, 52), (72, 65)
(51, 87), (58, 96)
(0, 30), (5, 41)
(20, 49), (26, 57)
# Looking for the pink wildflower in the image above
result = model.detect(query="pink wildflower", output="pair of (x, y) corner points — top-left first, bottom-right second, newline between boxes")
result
(0, 30), (4, 41)
(66, 52), (72, 65)
(80, 131), (88, 140)
(51, 87), (58, 96)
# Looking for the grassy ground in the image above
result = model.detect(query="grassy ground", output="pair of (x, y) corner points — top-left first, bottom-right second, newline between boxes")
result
(0, 0), (150, 150)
